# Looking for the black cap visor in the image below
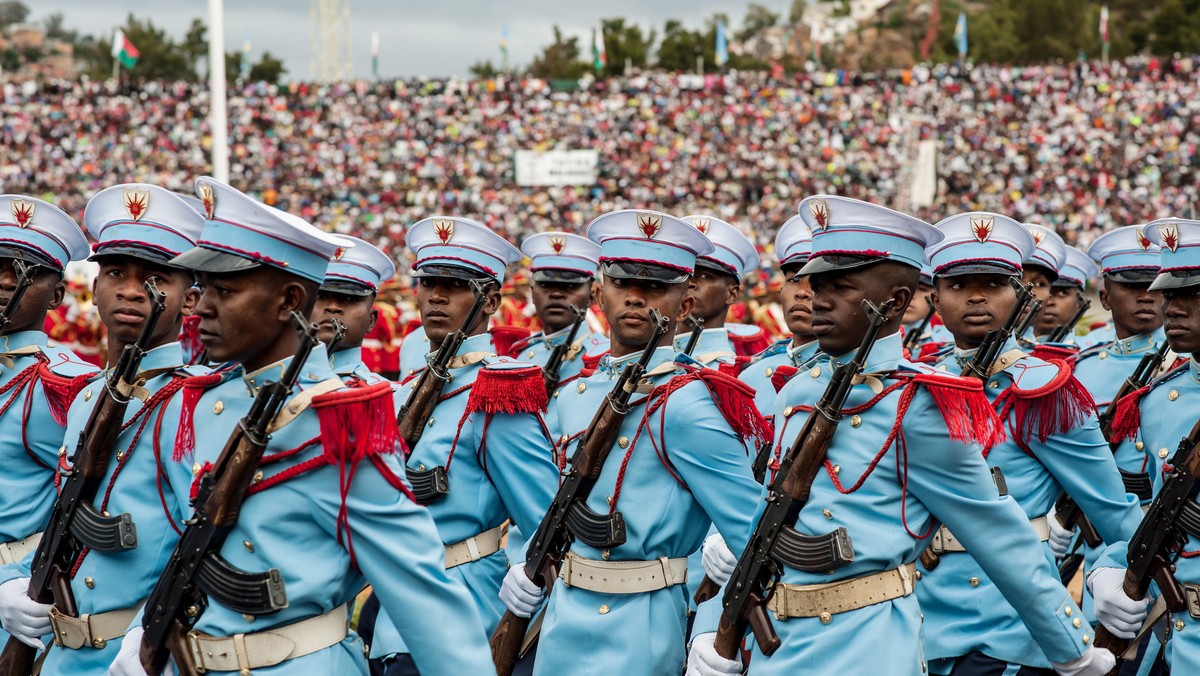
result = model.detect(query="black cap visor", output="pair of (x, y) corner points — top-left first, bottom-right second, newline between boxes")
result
(532, 268), (594, 285)
(90, 243), (181, 267)
(937, 261), (1021, 278)
(600, 260), (689, 284)
(170, 246), (262, 275)
(319, 279), (376, 297)
(799, 254), (887, 277)
(0, 245), (59, 271)
(1105, 268), (1159, 285)
(1150, 269), (1200, 292)
(412, 263), (494, 283)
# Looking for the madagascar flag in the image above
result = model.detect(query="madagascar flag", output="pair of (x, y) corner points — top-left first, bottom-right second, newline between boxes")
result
(112, 29), (139, 69)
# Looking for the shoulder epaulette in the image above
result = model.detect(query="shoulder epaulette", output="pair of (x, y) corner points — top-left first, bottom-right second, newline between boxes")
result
(464, 356), (548, 415)
(1110, 359), (1191, 441)
(1031, 343), (1081, 363)
(770, 364), (800, 393)
(490, 325), (533, 358)
(995, 357), (1096, 447)
(717, 355), (754, 378)
(172, 372), (230, 461)
(895, 368), (1004, 451)
(178, 315), (203, 363)
(508, 332), (544, 356)
(651, 365), (772, 446)
(728, 324), (771, 358)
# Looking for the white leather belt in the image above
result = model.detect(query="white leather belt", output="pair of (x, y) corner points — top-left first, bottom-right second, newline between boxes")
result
(186, 604), (348, 673)
(444, 523), (506, 569)
(558, 551), (688, 594)
(767, 563), (916, 620)
(932, 516), (1049, 554)
(49, 601), (143, 650)
(0, 532), (42, 565)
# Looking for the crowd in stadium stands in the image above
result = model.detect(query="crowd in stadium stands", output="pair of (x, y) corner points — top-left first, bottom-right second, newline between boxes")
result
(1, 54), (1198, 271)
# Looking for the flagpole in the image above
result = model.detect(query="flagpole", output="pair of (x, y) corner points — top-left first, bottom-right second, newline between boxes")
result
(208, 0), (229, 183)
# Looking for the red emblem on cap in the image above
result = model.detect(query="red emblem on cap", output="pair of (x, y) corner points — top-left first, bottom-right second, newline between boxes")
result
(432, 219), (455, 245)
(332, 246), (347, 262)
(198, 184), (215, 220)
(123, 189), (150, 222)
(549, 235), (566, 254)
(1031, 229), (1046, 245)
(1160, 223), (1180, 253)
(10, 200), (34, 228)
(637, 213), (662, 239)
(808, 200), (829, 231)
(692, 217), (710, 235)
(970, 216), (994, 243)
(1136, 230), (1153, 251)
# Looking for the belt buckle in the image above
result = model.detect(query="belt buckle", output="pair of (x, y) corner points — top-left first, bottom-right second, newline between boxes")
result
(186, 630), (210, 673)
(930, 528), (946, 555)
(769, 582), (788, 620)
(1185, 585), (1200, 620)
(48, 607), (89, 650)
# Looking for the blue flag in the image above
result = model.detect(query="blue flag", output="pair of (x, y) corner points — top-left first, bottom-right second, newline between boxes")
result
(954, 12), (968, 58)
(715, 20), (728, 67)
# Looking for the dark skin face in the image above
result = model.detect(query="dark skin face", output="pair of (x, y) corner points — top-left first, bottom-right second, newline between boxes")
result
(687, 267), (739, 327)
(93, 257), (199, 366)
(1162, 285), (1200, 354)
(530, 279), (596, 334)
(415, 276), (501, 349)
(931, 273), (1019, 350)
(1035, 285), (1083, 336)
(780, 263), (815, 345)
(1100, 279), (1163, 340)
(902, 283), (935, 325)
(194, 267), (314, 372)
(0, 257), (65, 335)
(599, 274), (693, 358)
(312, 290), (378, 351)
(1021, 266), (1053, 328)
(807, 263), (911, 356)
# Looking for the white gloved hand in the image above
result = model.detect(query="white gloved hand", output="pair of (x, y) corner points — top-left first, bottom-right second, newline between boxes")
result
(1046, 502), (1076, 559)
(0, 578), (51, 650)
(106, 626), (176, 676)
(499, 565), (544, 618)
(701, 533), (738, 588)
(686, 632), (743, 676)
(1051, 646), (1117, 676)
(1088, 567), (1149, 639)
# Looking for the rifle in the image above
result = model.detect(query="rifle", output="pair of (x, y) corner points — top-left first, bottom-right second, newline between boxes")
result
(490, 309), (671, 675)
(0, 259), (40, 336)
(395, 279), (489, 449)
(1046, 291), (1091, 343)
(920, 278), (1035, 571)
(0, 281), (166, 675)
(698, 298), (896, 660)
(902, 295), (936, 353)
(1055, 339), (1172, 582)
(539, 306), (585, 397)
(1092, 416), (1200, 672)
(682, 314), (705, 356)
(139, 314), (319, 675)
(325, 319), (348, 356)
(1013, 297), (1043, 345)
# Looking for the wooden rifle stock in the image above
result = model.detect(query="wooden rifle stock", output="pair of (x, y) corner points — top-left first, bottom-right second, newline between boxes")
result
(490, 310), (671, 675)
(396, 280), (489, 448)
(0, 281), (166, 675)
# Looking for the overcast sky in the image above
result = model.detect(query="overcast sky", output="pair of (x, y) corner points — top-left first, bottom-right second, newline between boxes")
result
(29, 1), (803, 79)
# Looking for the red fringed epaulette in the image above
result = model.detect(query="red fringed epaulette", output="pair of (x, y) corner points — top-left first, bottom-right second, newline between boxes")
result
(994, 359), (1097, 448)
(490, 325), (533, 358)
(916, 342), (948, 364)
(37, 365), (93, 426)
(179, 315), (204, 364)
(582, 351), (607, 370)
(771, 365), (800, 393)
(1110, 385), (1153, 442)
(730, 329), (771, 358)
(904, 372), (1005, 452)
(173, 373), (225, 461)
(1031, 343), (1081, 363)
(652, 366), (772, 446)
(717, 355), (754, 378)
(464, 363), (548, 416)
(313, 381), (402, 462)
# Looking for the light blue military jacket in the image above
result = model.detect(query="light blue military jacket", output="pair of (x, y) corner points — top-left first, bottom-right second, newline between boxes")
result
(919, 338), (1142, 669)
(0, 342), (197, 674)
(398, 325), (428, 378)
(171, 344), (493, 674)
(0, 331), (94, 646)
(515, 323), (610, 439)
(330, 345), (385, 384)
(1095, 358), (1200, 670)
(703, 332), (1097, 675)
(1077, 322), (1116, 350)
(536, 344), (763, 675)
(674, 327), (735, 366)
(371, 331), (558, 658)
(738, 338), (822, 414)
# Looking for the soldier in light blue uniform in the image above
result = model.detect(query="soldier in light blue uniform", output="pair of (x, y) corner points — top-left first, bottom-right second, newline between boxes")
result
(904, 263), (955, 356)
(673, 214), (763, 365)
(1020, 223), (1068, 346)
(0, 194), (97, 649)
(738, 214), (821, 414)
(499, 209), (768, 675)
(398, 324), (428, 378)
(689, 196), (1114, 676)
(312, 236), (396, 385)
(369, 215), (559, 675)
(104, 178), (493, 676)
(920, 212), (1142, 675)
(510, 232), (609, 403)
(0, 184), (205, 671)
(1089, 217), (1200, 673)
(1034, 246), (1099, 352)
